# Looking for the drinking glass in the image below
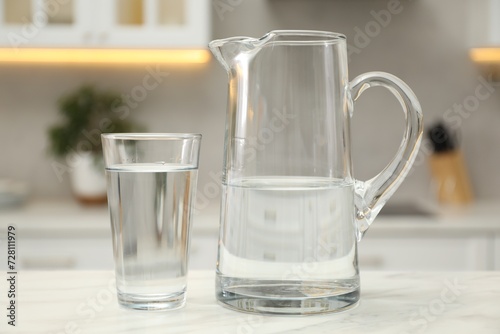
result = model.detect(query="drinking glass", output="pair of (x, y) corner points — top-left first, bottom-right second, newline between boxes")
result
(101, 133), (201, 311)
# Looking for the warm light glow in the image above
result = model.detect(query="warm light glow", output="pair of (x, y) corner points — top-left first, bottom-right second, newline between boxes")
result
(470, 48), (500, 64)
(0, 48), (211, 65)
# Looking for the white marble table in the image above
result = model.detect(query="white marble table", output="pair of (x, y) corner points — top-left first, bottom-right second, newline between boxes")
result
(1, 271), (499, 333)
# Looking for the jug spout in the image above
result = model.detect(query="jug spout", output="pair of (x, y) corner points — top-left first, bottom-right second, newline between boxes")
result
(209, 36), (260, 71)
(209, 31), (347, 71)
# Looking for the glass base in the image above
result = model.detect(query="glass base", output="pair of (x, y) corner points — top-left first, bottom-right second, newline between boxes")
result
(117, 290), (186, 311)
(216, 276), (359, 315)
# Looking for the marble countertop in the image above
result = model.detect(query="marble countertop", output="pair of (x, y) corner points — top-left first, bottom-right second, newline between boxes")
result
(1, 271), (499, 333)
(1, 199), (499, 238)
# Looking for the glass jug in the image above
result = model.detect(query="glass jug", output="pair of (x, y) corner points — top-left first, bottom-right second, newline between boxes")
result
(209, 30), (423, 315)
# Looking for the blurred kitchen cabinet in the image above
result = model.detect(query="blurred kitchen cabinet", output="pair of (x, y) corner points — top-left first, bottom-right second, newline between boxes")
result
(3, 235), (215, 270)
(0, 0), (89, 47)
(495, 235), (500, 270)
(196, 233), (496, 272)
(0, 0), (210, 48)
(467, 0), (500, 48)
(189, 235), (218, 270)
(467, 0), (500, 64)
(99, 0), (210, 48)
(359, 236), (495, 271)
(15, 237), (114, 270)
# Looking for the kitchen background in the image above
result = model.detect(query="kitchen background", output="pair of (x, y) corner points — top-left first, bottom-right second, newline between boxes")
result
(0, 0), (499, 272)
(1, 0), (499, 201)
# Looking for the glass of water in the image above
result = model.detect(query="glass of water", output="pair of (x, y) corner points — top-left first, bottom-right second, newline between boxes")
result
(101, 133), (201, 311)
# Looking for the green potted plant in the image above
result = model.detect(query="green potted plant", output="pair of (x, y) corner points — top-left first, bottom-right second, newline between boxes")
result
(48, 85), (142, 204)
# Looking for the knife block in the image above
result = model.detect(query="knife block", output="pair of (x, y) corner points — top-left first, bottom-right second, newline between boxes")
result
(428, 151), (473, 204)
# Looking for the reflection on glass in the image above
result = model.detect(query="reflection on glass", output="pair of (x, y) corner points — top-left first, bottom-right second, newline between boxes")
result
(4, 0), (31, 24)
(158, 0), (185, 25)
(46, 0), (73, 24)
(117, 0), (144, 25)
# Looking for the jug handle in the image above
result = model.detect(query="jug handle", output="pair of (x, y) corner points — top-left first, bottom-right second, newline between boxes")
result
(349, 72), (423, 241)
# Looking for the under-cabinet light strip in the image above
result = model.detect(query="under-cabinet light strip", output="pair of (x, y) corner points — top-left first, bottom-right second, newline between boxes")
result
(0, 48), (211, 64)
(469, 48), (500, 64)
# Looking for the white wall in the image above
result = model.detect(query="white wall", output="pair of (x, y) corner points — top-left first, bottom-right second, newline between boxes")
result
(1, 0), (499, 203)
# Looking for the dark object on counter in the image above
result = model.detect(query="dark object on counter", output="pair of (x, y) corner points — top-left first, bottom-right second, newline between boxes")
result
(427, 122), (473, 205)
(428, 122), (456, 153)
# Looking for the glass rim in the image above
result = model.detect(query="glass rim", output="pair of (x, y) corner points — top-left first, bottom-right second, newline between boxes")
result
(267, 30), (346, 46)
(101, 133), (202, 141)
(209, 30), (346, 49)
(268, 30), (346, 42)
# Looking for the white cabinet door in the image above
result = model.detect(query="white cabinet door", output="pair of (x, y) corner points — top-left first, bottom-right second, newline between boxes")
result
(0, 0), (91, 48)
(0, 234), (217, 270)
(0, 234), (495, 271)
(495, 235), (500, 270)
(189, 235), (218, 270)
(13, 237), (114, 270)
(100, 0), (210, 48)
(358, 237), (494, 271)
(0, 0), (210, 48)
